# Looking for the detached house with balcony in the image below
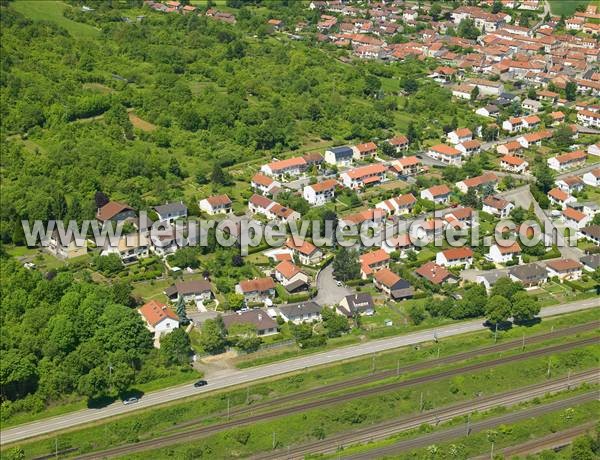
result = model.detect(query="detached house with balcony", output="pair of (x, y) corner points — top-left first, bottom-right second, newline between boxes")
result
(548, 187), (576, 209)
(235, 277), (276, 302)
(388, 135), (409, 154)
(340, 164), (386, 190)
(153, 202), (187, 223)
(500, 155), (528, 174)
(352, 141), (378, 160)
(138, 300), (179, 344)
(359, 248), (390, 279)
(261, 156), (306, 178)
(324, 146), (353, 167)
(303, 179), (338, 206)
(487, 242), (522, 265)
(373, 268), (414, 300)
(285, 237), (323, 265)
(483, 195), (514, 218)
(389, 156), (421, 177)
(447, 128), (473, 145)
(251, 173), (280, 195)
(546, 259), (583, 281)
(456, 173), (498, 194)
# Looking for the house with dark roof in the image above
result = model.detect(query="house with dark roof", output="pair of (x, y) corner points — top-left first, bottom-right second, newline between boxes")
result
(580, 254), (600, 272)
(337, 293), (375, 317)
(276, 302), (323, 324)
(324, 146), (354, 167)
(153, 202), (188, 223)
(222, 310), (278, 336)
(164, 280), (213, 303)
(509, 263), (547, 288)
(579, 225), (600, 245)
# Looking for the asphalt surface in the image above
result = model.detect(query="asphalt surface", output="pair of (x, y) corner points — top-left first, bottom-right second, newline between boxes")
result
(1, 299), (597, 445)
(72, 336), (598, 459)
(314, 263), (353, 305)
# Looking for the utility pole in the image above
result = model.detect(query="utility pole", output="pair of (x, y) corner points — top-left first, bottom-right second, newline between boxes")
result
(108, 362), (113, 392)
(437, 346), (440, 359)
(227, 397), (230, 420)
(567, 369), (571, 390)
(55, 438), (58, 458)
(419, 392), (424, 412)
(466, 413), (471, 436)
(494, 323), (498, 343)
(371, 354), (375, 374)
(522, 333), (525, 352)
(397, 359), (400, 377)
(246, 386), (250, 404)
(272, 431), (276, 450)
(490, 441), (495, 459)
(547, 358), (551, 379)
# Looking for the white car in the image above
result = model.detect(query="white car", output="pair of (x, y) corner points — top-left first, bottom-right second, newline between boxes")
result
(336, 280), (343, 287)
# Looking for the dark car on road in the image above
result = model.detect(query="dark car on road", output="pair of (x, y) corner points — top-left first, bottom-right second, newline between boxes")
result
(194, 380), (208, 388)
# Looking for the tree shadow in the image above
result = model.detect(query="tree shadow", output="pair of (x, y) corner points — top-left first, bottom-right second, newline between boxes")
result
(483, 320), (513, 332)
(513, 317), (542, 328)
(87, 395), (116, 409)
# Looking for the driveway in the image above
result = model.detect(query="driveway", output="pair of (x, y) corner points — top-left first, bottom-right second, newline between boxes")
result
(314, 264), (353, 306)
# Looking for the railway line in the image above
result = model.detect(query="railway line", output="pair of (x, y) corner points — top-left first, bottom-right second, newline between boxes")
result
(257, 373), (599, 460)
(166, 321), (600, 431)
(73, 336), (599, 459)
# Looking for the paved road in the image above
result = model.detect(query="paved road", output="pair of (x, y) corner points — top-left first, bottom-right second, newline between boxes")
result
(1, 298), (597, 445)
(556, 162), (600, 180)
(314, 263), (352, 305)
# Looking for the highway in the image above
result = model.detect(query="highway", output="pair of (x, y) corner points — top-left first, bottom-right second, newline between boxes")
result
(1, 298), (597, 445)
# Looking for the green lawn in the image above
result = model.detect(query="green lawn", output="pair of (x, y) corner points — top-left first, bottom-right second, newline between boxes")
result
(12, 1), (100, 38)
(548, 0), (598, 16)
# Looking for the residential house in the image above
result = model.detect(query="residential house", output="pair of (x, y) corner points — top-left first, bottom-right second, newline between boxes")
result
(476, 105), (500, 118)
(138, 300), (179, 342)
(456, 140), (482, 156)
(261, 157), (306, 178)
(303, 179), (338, 206)
(577, 109), (600, 128)
(502, 117), (525, 133)
(549, 111), (565, 125)
(389, 156), (421, 177)
(375, 193), (416, 216)
(274, 260), (309, 287)
(222, 310), (278, 336)
(324, 146), (354, 167)
(373, 268), (414, 300)
(415, 261), (457, 285)
(165, 280), (213, 303)
(352, 141), (378, 160)
(340, 164), (386, 190)
(521, 98), (542, 113)
(468, 78), (504, 96)
(509, 263), (547, 288)
(447, 128), (473, 145)
(483, 195), (514, 218)
(153, 202), (187, 223)
(546, 259), (583, 281)
(381, 233), (415, 257)
(517, 130), (552, 149)
(555, 176), (585, 194)
(359, 248), (390, 279)
(45, 230), (87, 260)
(580, 225), (600, 245)
(487, 242), (522, 265)
(101, 233), (149, 264)
(427, 144), (462, 165)
(497, 141), (524, 156)
(338, 208), (386, 229)
(547, 150), (587, 171)
(251, 173), (280, 195)
(235, 277), (276, 302)
(388, 135), (410, 153)
(476, 271), (508, 292)
(562, 207), (591, 229)
(582, 168), (600, 187)
(285, 237), (323, 265)
(436, 247), (474, 268)
(276, 302), (322, 324)
(444, 207), (476, 228)
(500, 155), (529, 174)
(421, 185), (451, 204)
(96, 201), (136, 223)
(588, 143), (600, 157)
(456, 173), (498, 194)
(580, 253), (600, 272)
(337, 293), (375, 317)
(199, 195), (232, 215)
(548, 187), (576, 209)
(249, 194), (300, 222)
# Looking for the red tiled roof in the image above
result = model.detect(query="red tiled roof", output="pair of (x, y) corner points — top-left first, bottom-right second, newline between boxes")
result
(252, 173), (274, 187)
(563, 207), (586, 222)
(415, 261), (452, 284)
(249, 194), (273, 209)
(286, 237), (318, 256)
(309, 179), (338, 193)
(483, 195), (510, 210)
(238, 277), (275, 293)
(360, 249), (390, 268)
(455, 127), (472, 137)
(356, 141), (377, 152)
(395, 155), (419, 167)
(266, 156), (306, 172)
(501, 155), (525, 166)
(430, 144), (461, 156)
(426, 184), (451, 197)
(546, 258), (582, 272)
(496, 241), (521, 254)
(96, 201), (133, 221)
(441, 247), (473, 260)
(548, 187), (569, 202)
(389, 135), (409, 146)
(461, 173), (498, 188)
(374, 268), (401, 288)
(555, 150), (587, 164)
(205, 194), (231, 207)
(275, 260), (302, 279)
(138, 300), (178, 327)
(345, 163), (386, 179)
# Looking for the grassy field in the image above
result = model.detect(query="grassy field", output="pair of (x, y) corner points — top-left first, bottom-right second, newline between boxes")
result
(548, 0), (599, 16)
(12, 1), (100, 38)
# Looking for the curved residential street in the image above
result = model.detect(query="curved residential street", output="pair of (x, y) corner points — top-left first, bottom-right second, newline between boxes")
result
(1, 298), (597, 445)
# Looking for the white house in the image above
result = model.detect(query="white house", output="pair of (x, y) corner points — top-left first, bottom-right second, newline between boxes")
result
(286, 237), (323, 265)
(588, 143), (600, 157)
(138, 300), (179, 343)
(582, 168), (600, 187)
(447, 128), (472, 145)
(456, 173), (498, 194)
(436, 247), (473, 268)
(389, 156), (421, 177)
(500, 155), (528, 174)
(261, 156), (306, 177)
(487, 242), (521, 265)
(303, 179), (338, 206)
(276, 302), (322, 324)
(555, 176), (585, 194)
(351, 141), (378, 161)
(199, 194), (232, 215)
(456, 140), (481, 157)
(483, 195), (514, 218)
(388, 135), (409, 153)
(324, 146), (354, 167)
(274, 260), (309, 287)
(421, 185), (451, 204)
(235, 277), (276, 302)
(340, 163), (386, 190)
(562, 207), (590, 229)
(547, 150), (587, 172)
(375, 193), (416, 216)
(427, 144), (462, 165)
(546, 259), (583, 281)
(548, 187), (576, 209)
(153, 202), (187, 223)
(251, 173), (280, 195)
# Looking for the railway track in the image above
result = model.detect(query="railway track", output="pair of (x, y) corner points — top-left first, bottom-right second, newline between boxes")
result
(257, 372), (599, 460)
(166, 321), (599, 431)
(74, 336), (599, 459)
(470, 421), (598, 459)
